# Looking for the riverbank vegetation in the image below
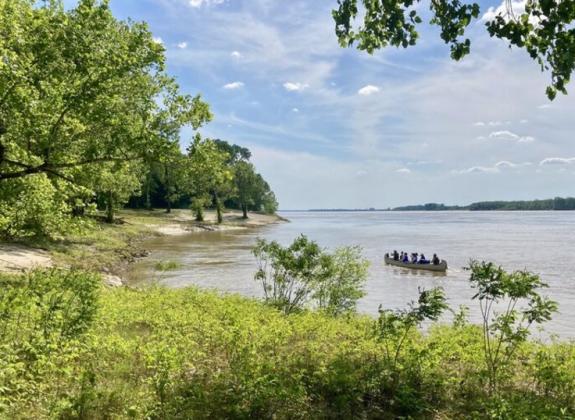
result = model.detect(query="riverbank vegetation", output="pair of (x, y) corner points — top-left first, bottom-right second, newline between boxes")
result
(0, 266), (573, 419)
(0, 0), (277, 242)
(392, 197), (575, 211)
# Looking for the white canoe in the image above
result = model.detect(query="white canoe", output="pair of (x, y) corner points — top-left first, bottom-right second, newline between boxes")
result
(384, 255), (448, 272)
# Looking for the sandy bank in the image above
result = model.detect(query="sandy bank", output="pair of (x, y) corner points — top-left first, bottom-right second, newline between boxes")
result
(0, 244), (53, 273)
(0, 210), (285, 275)
(151, 210), (286, 236)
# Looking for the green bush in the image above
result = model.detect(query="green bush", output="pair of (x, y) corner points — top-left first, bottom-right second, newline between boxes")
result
(0, 175), (75, 239)
(0, 269), (100, 416)
(0, 269), (573, 419)
(253, 235), (369, 315)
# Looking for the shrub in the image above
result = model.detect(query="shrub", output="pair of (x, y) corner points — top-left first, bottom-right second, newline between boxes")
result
(467, 260), (558, 394)
(0, 269), (100, 415)
(253, 235), (369, 315)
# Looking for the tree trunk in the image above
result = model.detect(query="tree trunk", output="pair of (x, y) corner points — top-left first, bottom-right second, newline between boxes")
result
(216, 196), (223, 224)
(241, 203), (248, 219)
(106, 190), (114, 223)
(195, 207), (204, 222)
(144, 172), (152, 210)
(164, 164), (171, 213)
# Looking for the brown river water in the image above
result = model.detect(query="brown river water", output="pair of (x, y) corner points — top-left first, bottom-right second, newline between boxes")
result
(126, 211), (575, 339)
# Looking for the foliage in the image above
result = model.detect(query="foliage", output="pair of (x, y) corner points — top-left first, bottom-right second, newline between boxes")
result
(313, 245), (370, 316)
(0, 0), (210, 181)
(0, 269), (572, 419)
(0, 0), (210, 237)
(333, 0), (575, 99)
(0, 269), (100, 415)
(233, 161), (278, 218)
(0, 174), (76, 238)
(467, 260), (558, 394)
(253, 235), (368, 315)
(127, 139), (279, 219)
(186, 135), (233, 223)
(375, 287), (448, 402)
(234, 161), (260, 219)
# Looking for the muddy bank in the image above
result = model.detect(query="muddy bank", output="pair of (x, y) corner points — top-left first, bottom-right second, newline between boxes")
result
(0, 210), (286, 285)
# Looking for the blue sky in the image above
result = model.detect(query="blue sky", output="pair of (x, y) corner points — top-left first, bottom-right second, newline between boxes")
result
(67, 0), (575, 209)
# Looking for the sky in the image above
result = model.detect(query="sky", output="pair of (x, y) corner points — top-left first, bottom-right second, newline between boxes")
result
(66, 0), (575, 209)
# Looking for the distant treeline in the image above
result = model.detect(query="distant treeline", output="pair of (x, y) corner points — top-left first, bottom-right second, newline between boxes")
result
(393, 197), (575, 211)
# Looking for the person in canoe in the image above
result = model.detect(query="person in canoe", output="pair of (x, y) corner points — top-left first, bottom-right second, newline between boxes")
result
(402, 253), (409, 263)
(432, 254), (440, 265)
(392, 250), (399, 261)
(419, 254), (430, 264)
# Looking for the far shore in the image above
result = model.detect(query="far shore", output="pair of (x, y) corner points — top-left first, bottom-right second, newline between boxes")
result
(0, 209), (286, 283)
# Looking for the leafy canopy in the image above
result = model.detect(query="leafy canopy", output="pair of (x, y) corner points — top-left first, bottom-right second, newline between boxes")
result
(333, 0), (575, 99)
(0, 0), (211, 182)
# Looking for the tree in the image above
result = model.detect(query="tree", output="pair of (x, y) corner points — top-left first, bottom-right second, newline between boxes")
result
(186, 135), (232, 223)
(213, 139), (251, 163)
(88, 162), (144, 223)
(234, 162), (260, 219)
(333, 0), (575, 99)
(0, 0), (211, 235)
(253, 235), (369, 315)
(0, 0), (211, 182)
(252, 174), (279, 215)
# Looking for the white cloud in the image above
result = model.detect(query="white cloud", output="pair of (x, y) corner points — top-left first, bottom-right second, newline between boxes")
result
(153, 37), (163, 44)
(189, 0), (225, 8)
(292, 108), (299, 113)
(473, 121), (485, 126)
(231, 51), (242, 58)
(454, 160), (533, 174)
(223, 81), (244, 90)
(539, 157), (575, 166)
(495, 161), (531, 168)
(396, 168), (411, 174)
(488, 130), (535, 143)
(177, 42), (188, 49)
(488, 121), (503, 126)
(538, 104), (552, 109)
(283, 82), (308, 92)
(456, 166), (500, 174)
(520, 119), (528, 123)
(358, 85), (380, 96)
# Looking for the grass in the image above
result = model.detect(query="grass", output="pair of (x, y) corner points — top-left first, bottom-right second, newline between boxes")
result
(10, 208), (282, 274)
(1, 269), (574, 419)
(16, 210), (187, 273)
(154, 260), (182, 271)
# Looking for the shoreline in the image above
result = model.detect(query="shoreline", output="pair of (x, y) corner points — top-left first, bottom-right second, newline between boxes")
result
(0, 209), (285, 284)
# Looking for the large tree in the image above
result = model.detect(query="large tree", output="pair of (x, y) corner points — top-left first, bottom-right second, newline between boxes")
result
(333, 0), (575, 99)
(0, 0), (211, 182)
(186, 135), (233, 223)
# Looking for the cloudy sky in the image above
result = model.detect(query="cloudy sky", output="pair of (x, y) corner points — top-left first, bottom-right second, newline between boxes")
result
(67, 0), (575, 209)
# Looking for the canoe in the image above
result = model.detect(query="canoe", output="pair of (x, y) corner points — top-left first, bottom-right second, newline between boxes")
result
(384, 255), (448, 272)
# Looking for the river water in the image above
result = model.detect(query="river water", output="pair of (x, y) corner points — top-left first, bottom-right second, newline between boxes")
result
(126, 211), (575, 338)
